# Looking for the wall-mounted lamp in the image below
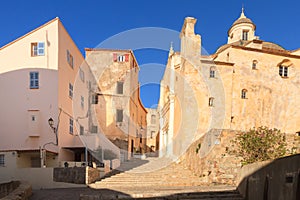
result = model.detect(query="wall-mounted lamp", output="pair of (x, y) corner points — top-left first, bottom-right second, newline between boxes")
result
(48, 117), (58, 145)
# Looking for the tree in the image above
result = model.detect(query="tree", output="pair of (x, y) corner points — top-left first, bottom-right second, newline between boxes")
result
(227, 126), (288, 165)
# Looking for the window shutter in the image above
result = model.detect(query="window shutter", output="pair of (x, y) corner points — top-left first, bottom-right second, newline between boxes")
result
(125, 54), (129, 62)
(113, 53), (117, 62)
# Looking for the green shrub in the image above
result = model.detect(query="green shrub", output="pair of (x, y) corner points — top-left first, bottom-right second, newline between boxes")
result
(227, 126), (288, 165)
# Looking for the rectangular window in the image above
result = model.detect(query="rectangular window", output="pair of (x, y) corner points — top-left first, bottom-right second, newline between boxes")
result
(114, 53), (129, 62)
(151, 131), (155, 139)
(210, 70), (215, 78)
(117, 81), (124, 94)
(116, 109), (123, 122)
(67, 50), (74, 68)
(31, 42), (44, 56)
(81, 96), (84, 108)
(92, 94), (98, 104)
(79, 68), (85, 82)
(80, 125), (84, 135)
(279, 66), (288, 77)
(69, 83), (73, 99)
(209, 67), (216, 78)
(69, 118), (73, 134)
(91, 125), (98, 133)
(30, 72), (39, 89)
(0, 154), (4, 167)
(242, 30), (248, 41)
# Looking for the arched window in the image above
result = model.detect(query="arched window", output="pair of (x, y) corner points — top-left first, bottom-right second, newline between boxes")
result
(208, 97), (214, 107)
(241, 89), (247, 99)
(252, 60), (258, 70)
(209, 66), (216, 78)
(242, 30), (249, 41)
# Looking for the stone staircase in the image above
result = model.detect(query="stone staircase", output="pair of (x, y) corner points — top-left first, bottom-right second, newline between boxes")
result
(88, 157), (244, 199)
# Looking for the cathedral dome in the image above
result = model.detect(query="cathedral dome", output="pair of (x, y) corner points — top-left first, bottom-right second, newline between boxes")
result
(230, 16), (256, 30)
(228, 8), (256, 36)
(227, 8), (256, 44)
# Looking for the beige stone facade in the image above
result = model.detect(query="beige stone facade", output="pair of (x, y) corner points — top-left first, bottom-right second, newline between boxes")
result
(146, 108), (159, 155)
(85, 49), (147, 159)
(159, 10), (300, 158)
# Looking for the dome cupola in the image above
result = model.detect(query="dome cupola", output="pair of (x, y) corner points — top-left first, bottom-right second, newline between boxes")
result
(227, 8), (256, 44)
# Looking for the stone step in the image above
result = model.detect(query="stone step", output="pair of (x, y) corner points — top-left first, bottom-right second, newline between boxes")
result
(81, 190), (244, 200)
(111, 173), (198, 178)
(93, 182), (204, 187)
(99, 177), (203, 182)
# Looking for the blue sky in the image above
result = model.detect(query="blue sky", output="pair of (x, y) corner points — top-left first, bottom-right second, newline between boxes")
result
(1, 0), (299, 108)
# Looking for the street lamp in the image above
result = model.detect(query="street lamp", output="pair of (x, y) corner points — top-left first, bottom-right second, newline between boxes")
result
(41, 118), (58, 167)
(48, 117), (58, 145)
(48, 117), (54, 127)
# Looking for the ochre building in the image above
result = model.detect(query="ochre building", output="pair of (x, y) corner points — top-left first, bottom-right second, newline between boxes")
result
(159, 10), (300, 157)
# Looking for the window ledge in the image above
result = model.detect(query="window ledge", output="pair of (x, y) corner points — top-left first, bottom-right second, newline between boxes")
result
(280, 76), (289, 79)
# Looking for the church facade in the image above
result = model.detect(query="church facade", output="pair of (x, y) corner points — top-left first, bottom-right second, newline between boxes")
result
(158, 9), (300, 158)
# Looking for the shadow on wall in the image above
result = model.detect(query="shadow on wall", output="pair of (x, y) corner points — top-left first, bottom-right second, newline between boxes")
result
(238, 154), (300, 200)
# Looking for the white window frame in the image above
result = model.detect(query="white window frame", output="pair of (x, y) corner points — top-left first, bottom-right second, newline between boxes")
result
(279, 66), (288, 77)
(118, 55), (125, 62)
(30, 72), (39, 89)
(31, 42), (45, 56)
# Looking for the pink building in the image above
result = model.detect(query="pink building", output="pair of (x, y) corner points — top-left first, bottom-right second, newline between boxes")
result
(0, 18), (104, 170)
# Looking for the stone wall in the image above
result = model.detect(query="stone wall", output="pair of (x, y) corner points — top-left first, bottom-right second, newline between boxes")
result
(238, 154), (300, 200)
(53, 167), (101, 185)
(179, 129), (242, 185)
(0, 181), (32, 200)
(0, 181), (20, 198)
(53, 167), (86, 184)
(179, 129), (299, 186)
(86, 167), (101, 184)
